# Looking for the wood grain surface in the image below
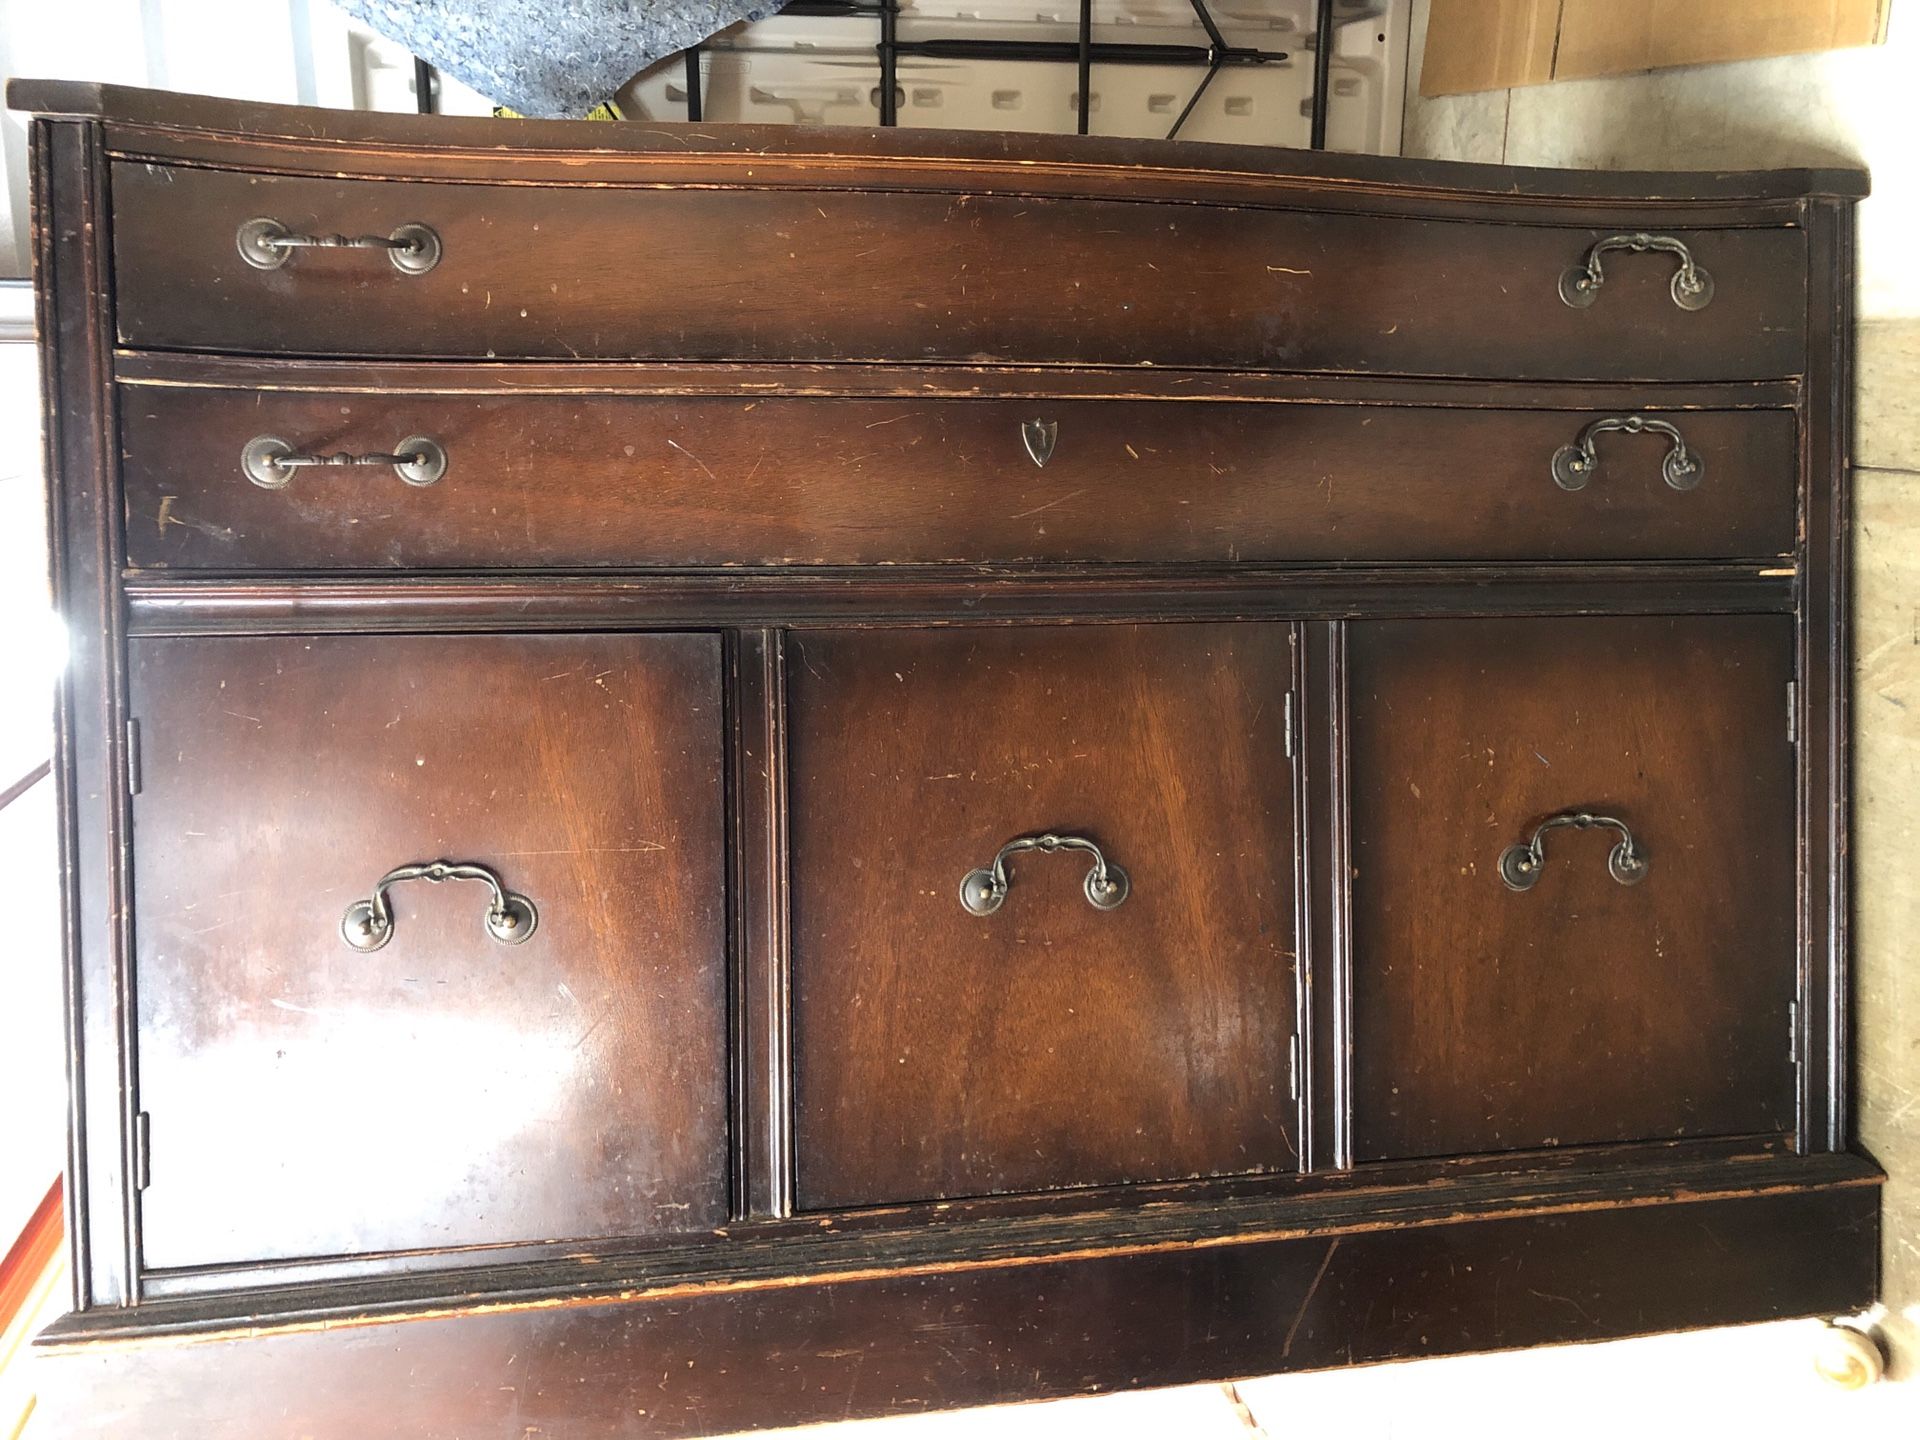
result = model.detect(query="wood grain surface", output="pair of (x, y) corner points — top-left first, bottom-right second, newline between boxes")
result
(1348, 615), (1799, 1160)
(119, 385), (1798, 570)
(128, 633), (728, 1269)
(110, 163), (1807, 381)
(789, 624), (1301, 1208)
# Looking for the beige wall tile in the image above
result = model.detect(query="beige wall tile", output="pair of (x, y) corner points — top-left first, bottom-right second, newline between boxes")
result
(1402, 84), (1510, 163)
(1856, 462), (1920, 1372)
(1860, 320), (1920, 473)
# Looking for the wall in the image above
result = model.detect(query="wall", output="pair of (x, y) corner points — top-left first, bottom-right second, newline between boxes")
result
(1405, 0), (1920, 1385)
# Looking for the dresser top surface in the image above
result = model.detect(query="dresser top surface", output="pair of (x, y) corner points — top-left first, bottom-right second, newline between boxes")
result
(8, 77), (1868, 204)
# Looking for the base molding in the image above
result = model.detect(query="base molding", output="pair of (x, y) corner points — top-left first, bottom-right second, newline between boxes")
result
(33, 1172), (1880, 1439)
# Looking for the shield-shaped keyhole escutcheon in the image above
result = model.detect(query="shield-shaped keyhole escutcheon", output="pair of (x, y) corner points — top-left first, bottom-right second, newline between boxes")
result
(1022, 418), (1058, 468)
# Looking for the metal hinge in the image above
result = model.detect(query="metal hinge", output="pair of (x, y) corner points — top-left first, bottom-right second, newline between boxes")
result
(1786, 681), (1798, 745)
(1788, 1000), (1801, 1068)
(1282, 691), (1297, 760)
(126, 718), (142, 796)
(133, 1111), (151, 1191)
(1288, 1032), (1301, 1101)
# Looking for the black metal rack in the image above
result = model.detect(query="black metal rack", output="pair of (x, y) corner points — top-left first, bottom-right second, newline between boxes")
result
(413, 0), (1355, 148)
(684, 0), (1347, 146)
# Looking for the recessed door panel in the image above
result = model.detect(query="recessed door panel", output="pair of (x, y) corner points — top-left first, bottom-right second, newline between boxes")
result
(130, 633), (727, 1270)
(789, 623), (1302, 1209)
(1349, 616), (1798, 1161)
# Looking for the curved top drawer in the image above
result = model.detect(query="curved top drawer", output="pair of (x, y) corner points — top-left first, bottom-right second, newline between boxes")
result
(109, 163), (1807, 382)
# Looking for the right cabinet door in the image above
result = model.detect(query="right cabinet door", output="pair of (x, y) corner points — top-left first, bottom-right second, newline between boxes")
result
(1349, 615), (1797, 1162)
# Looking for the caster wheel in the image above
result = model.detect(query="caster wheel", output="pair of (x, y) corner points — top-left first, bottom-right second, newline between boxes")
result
(1813, 1321), (1886, 1390)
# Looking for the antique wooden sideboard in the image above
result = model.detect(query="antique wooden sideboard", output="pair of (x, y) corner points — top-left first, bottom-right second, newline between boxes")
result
(13, 79), (1879, 1436)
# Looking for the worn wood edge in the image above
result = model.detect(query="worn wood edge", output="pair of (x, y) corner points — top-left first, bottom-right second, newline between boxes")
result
(119, 566), (1800, 634)
(111, 353), (1804, 409)
(1285, 623), (1314, 1172)
(92, 146), (1822, 233)
(1300, 621), (1351, 1173)
(35, 1149), (1882, 1350)
(21, 1192), (1882, 1440)
(127, 1135), (1802, 1300)
(728, 629), (794, 1221)
(85, 140), (1825, 248)
(5, 79), (1869, 203)
(1825, 201), (1856, 1149)
(33, 113), (89, 1320)
(38, 114), (141, 1312)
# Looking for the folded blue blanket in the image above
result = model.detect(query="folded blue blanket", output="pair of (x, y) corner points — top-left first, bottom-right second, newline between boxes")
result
(336, 0), (770, 118)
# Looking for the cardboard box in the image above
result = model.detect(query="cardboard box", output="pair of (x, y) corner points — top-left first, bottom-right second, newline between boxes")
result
(1420, 0), (1892, 97)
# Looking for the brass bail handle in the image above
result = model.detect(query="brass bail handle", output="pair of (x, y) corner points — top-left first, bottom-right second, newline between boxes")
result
(341, 861), (539, 952)
(960, 832), (1130, 916)
(1498, 812), (1647, 892)
(1551, 414), (1703, 493)
(1559, 232), (1714, 312)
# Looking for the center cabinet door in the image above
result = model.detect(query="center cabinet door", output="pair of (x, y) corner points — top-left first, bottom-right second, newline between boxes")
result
(130, 633), (727, 1272)
(788, 624), (1302, 1211)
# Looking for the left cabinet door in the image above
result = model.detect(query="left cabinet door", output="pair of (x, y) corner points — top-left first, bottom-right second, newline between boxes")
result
(127, 633), (728, 1272)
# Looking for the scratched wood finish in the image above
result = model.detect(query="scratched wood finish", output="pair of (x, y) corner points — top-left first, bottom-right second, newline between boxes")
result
(119, 386), (1799, 570)
(788, 624), (1300, 1209)
(109, 163), (1807, 381)
(30, 1185), (1880, 1439)
(33, 117), (135, 1309)
(15, 79), (1870, 204)
(1798, 201), (1853, 1151)
(13, 75), (1873, 1430)
(127, 633), (728, 1269)
(1347, 615), (1799, 1161)
(119, 567), (1799, 637)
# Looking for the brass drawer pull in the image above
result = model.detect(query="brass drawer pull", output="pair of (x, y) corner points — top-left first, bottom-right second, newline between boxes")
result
(243, 435), (447, 490)
(960, 832), (1129, 916)
(237, 217), (441, 274)
(341, 860), (538, 952)
(1559, 232), (1713, 311)
(1551, 414), (1703, 493)
(1499, 812), (1647, 892)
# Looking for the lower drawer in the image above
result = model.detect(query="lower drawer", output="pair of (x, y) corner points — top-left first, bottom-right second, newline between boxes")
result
(118, 385), (1797, 570)
(127, 632), (728, 1270)
(1348, 614), (1799, 1161)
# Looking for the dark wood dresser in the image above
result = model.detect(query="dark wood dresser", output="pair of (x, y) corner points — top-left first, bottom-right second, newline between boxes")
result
(13, 80), (1880, 1437)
